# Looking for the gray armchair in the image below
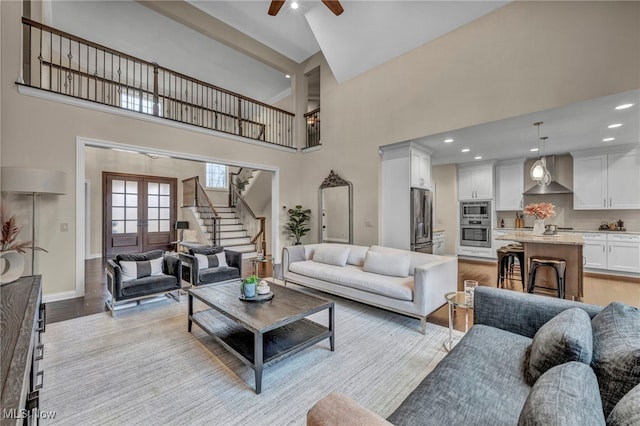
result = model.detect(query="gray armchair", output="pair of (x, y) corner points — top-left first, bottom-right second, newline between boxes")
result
(179, 246), (242, 286)
(106, 249), (182, 315)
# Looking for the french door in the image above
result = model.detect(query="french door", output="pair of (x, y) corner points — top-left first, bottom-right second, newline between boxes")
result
(103, 172), (177, 257)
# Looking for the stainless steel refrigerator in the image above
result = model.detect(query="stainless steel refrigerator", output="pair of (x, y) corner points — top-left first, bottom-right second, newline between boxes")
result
(410, 188), (433, 253)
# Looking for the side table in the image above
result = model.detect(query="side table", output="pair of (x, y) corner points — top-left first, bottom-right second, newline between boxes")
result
(250, 257), (272, 278)
(443, 291), (474, 352)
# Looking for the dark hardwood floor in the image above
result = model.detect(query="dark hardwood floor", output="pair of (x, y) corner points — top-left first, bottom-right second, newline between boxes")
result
(46, 258), (640, 333)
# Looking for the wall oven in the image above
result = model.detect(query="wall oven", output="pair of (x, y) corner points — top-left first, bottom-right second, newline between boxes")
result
(460, 200), (491, 248)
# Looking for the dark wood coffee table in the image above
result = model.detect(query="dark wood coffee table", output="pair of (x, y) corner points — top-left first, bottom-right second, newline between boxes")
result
(187, 280), (335, 394)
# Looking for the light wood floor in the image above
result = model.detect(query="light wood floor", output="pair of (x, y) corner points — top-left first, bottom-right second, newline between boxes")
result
(46, 258), (640, 333)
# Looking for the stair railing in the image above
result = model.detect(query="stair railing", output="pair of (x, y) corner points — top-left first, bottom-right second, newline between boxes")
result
(182, 176), (221, 246)
(230, 185), (266, 256)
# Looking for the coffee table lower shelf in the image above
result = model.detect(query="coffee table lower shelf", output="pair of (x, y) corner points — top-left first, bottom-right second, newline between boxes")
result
(190, 309), (333, 393)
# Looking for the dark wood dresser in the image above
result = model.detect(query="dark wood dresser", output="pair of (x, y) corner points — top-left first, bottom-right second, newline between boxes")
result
(1, 276), (45, 425)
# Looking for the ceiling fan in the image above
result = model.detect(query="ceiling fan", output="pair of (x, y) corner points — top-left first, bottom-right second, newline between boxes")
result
(268, 1), (344, 16)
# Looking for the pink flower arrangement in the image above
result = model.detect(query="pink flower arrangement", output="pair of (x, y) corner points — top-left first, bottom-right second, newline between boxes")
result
(523, 202), (556, 220)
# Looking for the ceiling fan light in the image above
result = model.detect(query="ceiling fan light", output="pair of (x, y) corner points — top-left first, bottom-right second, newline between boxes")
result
(290, 1), (299, 10)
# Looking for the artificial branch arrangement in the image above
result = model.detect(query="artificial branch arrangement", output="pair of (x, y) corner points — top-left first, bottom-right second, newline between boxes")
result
(1, 209), (47, 253)
(523, 202), (556, 220)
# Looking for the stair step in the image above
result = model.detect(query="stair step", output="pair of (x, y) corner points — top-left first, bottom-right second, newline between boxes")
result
(223, 244), (257, 253)
(219, 218), (239, 225)
(218, 224), (244, 231)
(218, 230), (247, 238)
(241, 251), (259, 259)
(214, 206), (235, 213)
(217, 212), (237, 219)
(219, 237), (252, 246)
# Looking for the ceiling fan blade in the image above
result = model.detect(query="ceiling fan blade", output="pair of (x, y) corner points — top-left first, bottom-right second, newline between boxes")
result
(268, 0), (286, 16)
(322, 0), (344, 16)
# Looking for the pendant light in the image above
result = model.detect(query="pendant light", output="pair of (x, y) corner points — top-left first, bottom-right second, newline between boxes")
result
(530, 122), (549, 184)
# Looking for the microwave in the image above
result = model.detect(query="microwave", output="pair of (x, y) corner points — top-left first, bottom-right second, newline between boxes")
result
(460, 201), (491, 222)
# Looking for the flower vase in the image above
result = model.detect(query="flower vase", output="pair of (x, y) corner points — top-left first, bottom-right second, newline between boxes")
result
(0, 250), (25, 285)
(532, 219), (546, 236)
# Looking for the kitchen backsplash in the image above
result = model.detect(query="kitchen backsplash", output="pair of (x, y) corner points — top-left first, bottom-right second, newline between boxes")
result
(496, 193), (640, 232)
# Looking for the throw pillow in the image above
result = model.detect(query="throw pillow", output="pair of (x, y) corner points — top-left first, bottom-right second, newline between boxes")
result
(362, 250), (411, 278)
(606, 383), (640, 426)
(591, 302), (640, 417)
(528, 307), (593, 383)
(347, 245), (369, 266)
(313, 244), (350, 267)
(120, 257), (163, 281)
(518, 362), (605, 426)
(195, 252), (228, 270)
(116, 249), (163, 262)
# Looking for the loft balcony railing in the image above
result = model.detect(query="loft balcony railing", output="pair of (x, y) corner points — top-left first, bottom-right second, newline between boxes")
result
(304, 108), (321, 148)
(20, 18), (295, 149)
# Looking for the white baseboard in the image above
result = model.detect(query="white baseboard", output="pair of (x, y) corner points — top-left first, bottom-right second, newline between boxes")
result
(43, 290), (78, 303)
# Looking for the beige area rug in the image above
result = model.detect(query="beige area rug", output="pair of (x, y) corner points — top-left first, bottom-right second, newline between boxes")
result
(40, 285), (463, 426)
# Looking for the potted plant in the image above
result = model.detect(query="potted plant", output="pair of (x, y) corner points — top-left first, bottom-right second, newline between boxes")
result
(241, 274), (259, 298)
(235, 176), (249, 192)
(286, 205), (311, 245)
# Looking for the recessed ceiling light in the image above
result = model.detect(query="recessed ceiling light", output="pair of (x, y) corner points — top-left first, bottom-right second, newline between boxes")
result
(530, 148), (539, 152)
(615, 103), (634, 110)
(602, 137), (615, 142)
(444, 138), (454, 143)
(474, 156), (482, 160)
(461, 148), (470, 153)
(608, 123), (622, 128)
(285, 74), (291, 79)
(290, 1), (299, 10)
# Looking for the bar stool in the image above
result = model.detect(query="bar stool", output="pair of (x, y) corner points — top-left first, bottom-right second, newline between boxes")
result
(496, 245), (526, 290)
(528, 257), (567, 299)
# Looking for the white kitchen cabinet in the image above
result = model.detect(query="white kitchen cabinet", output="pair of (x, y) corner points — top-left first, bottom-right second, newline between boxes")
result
(607, 234), (640, 273)
(458, 245), (494, 259)
(433, 231), (445, 255)
(495, 159), (524, 211)
(573, 149), (640, 210)
(458, 163), (494, 200)
(411, 148), (431, 189)
(582, 233), (607, 269)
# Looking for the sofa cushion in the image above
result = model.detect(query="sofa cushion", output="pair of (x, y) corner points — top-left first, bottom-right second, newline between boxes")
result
(189, 246), (223, 256)
(529, 307), (593, 383)
(362, 250), (410, 278)
(198, 266), (240, 284)
(591, 302), (640, 417)
(387, 325), (533, 425)
(120, 257), (163, 283)
(347, 245), (369, 266)
(120, 275), (179, 299)
(116, 249), (163, 262)
(606, 383), (640, 426)
(289, 261), (413, 301)
(518, 362), (605, 426)
(313, 244), (350, 267)
(369, 245), (440, 276)
(194, 252), (227, 270)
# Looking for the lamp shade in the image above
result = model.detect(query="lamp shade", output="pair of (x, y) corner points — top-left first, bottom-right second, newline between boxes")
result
(1, 167), (66, 194)
(175, 221), (189, 230)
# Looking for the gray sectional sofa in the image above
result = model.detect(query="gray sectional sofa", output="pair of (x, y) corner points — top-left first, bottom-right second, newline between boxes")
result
(282, 243), (458, 333)
(307, 287), (640, 425)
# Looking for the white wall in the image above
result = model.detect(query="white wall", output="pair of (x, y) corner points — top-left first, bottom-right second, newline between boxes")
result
(2, 1), (639, 299)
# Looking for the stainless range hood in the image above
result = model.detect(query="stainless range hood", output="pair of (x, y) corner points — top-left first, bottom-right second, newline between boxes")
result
(523, 156), (572, 195)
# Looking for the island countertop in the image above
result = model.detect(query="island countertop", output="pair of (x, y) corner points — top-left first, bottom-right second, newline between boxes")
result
(496, 232), (584, 245)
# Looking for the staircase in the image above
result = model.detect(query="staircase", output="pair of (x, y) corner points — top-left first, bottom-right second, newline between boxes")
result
(189, 204), (258, 259)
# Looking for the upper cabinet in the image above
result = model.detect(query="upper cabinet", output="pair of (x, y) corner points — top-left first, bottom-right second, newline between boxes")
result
(495, 159), (524, 211)
(458, 163), (494, 200)
(411, 148), (431, 189)
(573, 148), (640, 210)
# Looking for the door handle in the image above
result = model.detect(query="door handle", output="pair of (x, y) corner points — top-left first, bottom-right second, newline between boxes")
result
(604, 198), (606, 208)
(609, 198), (612, 207)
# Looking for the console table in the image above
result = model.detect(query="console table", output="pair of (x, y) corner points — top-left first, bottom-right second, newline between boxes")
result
(1, 275), (45, 425)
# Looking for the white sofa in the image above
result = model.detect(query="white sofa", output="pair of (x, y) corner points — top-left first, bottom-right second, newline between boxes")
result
(282, 243), (458, 333)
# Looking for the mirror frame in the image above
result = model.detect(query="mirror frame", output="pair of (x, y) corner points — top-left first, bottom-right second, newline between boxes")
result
(318, 170), (353, 244)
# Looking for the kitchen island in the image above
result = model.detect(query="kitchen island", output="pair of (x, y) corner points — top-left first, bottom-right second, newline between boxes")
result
(496, 232), (584, 300)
